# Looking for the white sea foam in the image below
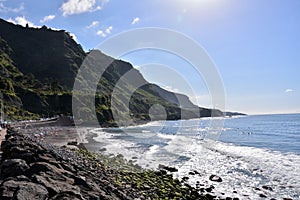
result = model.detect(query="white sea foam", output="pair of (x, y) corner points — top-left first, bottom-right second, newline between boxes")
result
(173, 140), (300, 199)
(156, 133), (177, 140)
(134, 120), (165, 128)
(88, 125), (300, 199)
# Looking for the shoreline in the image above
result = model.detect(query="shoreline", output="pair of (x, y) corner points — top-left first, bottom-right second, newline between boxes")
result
(0, 127), (227, 199)
(6, 119), (299, 199)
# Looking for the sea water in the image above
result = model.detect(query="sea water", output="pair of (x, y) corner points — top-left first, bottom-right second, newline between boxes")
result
(86, 113), (300, 199)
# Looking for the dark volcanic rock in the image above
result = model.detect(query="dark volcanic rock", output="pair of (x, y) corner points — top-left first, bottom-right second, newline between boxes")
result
(209, 174), (223, 182)
(262, 185), (273, 191)
(0, 129), (235, 199)
(50, 191), (84, 200)
(0, 129), (132, 199)
(158, 164), (178, 172)
(259, 193), (267, 198)
(0, 180), (48, 200)
(0, 159), (29, 178)
(28, 162), (64, 175)
(32, 174), (79, 196)
(189, 171), (195, 175)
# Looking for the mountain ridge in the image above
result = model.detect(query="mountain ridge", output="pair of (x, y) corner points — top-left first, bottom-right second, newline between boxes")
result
(0, 18), (242, 125)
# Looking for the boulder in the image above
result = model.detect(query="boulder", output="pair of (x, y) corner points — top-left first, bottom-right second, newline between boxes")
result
(33, 175), (79, 196)
(0, 159), (29, 178)
(158, 164), (178, 172)
(259, 193), (267, 198)
(0, 180), (48, 200)
(262, 185), (273, 191)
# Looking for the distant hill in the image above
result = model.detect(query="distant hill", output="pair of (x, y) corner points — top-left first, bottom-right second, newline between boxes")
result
(0, 18), (239, 125)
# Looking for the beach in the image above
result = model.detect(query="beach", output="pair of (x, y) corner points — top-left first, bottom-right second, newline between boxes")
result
(0, 127), (228, 199)
(4, 114), (299, 199)
(48, 114), (299, 200)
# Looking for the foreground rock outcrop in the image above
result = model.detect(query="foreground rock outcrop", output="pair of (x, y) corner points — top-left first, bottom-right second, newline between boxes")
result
(0, 129), (133, 199)
(1, 129), (227, 200)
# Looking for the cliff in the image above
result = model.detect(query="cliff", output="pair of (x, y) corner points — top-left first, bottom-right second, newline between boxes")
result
(0, 18), (227, 125)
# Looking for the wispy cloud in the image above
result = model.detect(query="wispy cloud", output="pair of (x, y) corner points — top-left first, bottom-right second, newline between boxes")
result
(285, 89), (293, 93)
(7, 16), (38, 28)
(0, 2), (24, 13)
(40, 15), (56, 23)
(131, 17), (140, 25)
(97, 26), (112, 37)
(60, 0), (109, 16)
(86, 20), (99, 29)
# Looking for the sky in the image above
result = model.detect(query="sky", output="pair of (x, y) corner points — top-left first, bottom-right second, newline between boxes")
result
(0, 0), (299, 114)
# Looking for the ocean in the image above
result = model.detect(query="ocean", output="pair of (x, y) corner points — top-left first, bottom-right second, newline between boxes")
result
(85, 113), (300, 199)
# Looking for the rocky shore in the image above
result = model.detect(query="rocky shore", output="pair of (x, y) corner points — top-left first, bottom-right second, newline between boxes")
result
(0, 128), (237, 199)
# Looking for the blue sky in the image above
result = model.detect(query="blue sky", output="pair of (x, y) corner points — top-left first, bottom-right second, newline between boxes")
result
(0, 0), (299, 114)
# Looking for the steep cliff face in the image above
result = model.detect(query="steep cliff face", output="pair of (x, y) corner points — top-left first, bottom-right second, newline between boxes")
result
(0, 19), (85, 89)
(0, 19), (80, 119)
(0, 18), (224, 124)
(0, 37), (72, 119)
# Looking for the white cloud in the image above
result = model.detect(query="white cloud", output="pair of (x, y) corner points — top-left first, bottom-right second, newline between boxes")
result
(105, 26), (112, 34)
(69, 32), (78, 42)
(131, 17), (140, 25)
(190, 94), (212, 107)
(7, 16), (38, 28)
(40, 15), (56, 23)
(60, 0), (109, 16)
(0, 2), (24, 13)
(86, 20), (99, 28)
(96, 30), (106, 37)
(97, 26), (112, 37)
(162, 85), (179, 93)
(285, 89), (293, 93)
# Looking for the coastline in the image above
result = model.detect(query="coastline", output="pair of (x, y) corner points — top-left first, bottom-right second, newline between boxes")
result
(3, 115), (298, 199)
(0, 123), (241, 199)
(0, 127), (227, 199)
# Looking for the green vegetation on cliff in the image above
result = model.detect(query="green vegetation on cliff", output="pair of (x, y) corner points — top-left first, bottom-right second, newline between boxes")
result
(0, 18), (224, 124)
